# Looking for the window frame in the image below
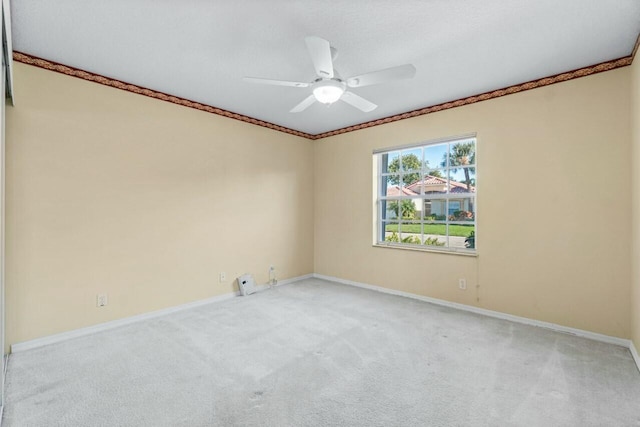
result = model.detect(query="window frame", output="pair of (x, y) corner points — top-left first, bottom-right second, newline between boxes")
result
(373, 134), (477, 255)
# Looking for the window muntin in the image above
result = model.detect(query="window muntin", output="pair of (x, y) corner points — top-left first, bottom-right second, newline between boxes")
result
(375, 137), (476, 253)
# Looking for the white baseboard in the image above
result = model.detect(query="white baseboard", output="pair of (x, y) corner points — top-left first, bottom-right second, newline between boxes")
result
(312, 273), (631, 349)
(9, 271), (636, 367)
(11, 273), (313, 353)
(631, 341), (640, 373)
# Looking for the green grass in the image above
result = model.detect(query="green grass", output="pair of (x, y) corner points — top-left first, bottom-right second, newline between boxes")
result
(385, 223), (474, 237)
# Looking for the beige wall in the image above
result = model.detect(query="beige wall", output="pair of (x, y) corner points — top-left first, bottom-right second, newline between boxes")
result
(315, 68), (631, 338)
(5, 60), (636, 349)
(632, 54), (640, 350)
(5, 63), (314, 347)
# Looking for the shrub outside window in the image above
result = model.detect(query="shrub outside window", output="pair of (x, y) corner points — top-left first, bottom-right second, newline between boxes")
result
(375, 135), (476, 253)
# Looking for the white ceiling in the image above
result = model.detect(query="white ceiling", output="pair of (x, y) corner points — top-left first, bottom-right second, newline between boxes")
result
(10, 0), (640, 136)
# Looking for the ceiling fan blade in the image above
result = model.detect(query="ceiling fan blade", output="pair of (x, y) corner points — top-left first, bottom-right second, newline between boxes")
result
(243, 77), (309, 88)
(346, 64), (416, 88)
(305, 36), (334, 79)
(290, 94), (317, 113)
(341, 91), (377, 112)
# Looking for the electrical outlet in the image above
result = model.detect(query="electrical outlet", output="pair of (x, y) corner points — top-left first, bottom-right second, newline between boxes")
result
(458, 279), (467, 290)
(96, 293), (108, 307)
(219, 272), (226, 282)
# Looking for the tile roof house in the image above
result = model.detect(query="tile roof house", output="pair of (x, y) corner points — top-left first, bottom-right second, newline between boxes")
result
(405, 175), (475, 194)
(386, 175), (475, 220)
(386, 185), (418, 196)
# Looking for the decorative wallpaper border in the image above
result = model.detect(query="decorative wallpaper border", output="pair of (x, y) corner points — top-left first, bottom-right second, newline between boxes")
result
(12, 52), (315, 140)
(314, 55), (633, 139)
(632, 32), (640, 61)
(13, 50), (635, 141)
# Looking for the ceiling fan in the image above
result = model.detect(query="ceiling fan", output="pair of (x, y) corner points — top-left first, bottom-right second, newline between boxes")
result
(243, 36), (416, 113)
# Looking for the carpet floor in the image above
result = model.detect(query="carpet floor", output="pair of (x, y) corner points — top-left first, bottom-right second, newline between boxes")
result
(3, 278), (640, 426)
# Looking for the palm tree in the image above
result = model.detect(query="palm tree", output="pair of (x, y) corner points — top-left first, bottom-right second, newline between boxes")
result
(441, 142), (475, 192)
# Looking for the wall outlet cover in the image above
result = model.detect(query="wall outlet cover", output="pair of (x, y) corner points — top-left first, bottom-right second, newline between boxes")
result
(96, 294), (108, 307)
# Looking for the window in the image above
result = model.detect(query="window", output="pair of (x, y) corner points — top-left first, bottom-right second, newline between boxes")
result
(374, 135), (476, 253)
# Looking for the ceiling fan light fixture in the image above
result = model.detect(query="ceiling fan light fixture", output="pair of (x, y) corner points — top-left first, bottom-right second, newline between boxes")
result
(312, 80), (345, 104)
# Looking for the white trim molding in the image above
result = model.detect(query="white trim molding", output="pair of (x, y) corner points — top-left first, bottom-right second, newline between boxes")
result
(11, 274), (313, 353)
(631, 341), (640, 374)
(312, 273), (632, 349)
(9, 271), (639, 376)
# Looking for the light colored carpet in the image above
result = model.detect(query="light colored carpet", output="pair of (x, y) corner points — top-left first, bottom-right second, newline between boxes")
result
(3, 278), (640, 426)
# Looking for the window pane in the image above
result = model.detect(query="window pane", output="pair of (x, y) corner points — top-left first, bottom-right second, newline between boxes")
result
(383, 222), (400, 232)
(448, 200), (461, 216)
(423, 199), (447, 221)
(383, 175), (401, 196)
(423, 173), (447, 195)
(401, 148), (422, 173)
(382, 201), (399, 220)
(404, 176), (422, 195)
(385, 176), (420, 198)
(423, 234), (447, 247)
(425, 167), (445, 180)
(449, 167), (476, 194)
(399, 199), (419, 220)
(398, 221), (421, 245)
(449, 140), (476, 167)
(402, 172), (422, 188)
(383, 151), (401, 174)
(383, 222), (400, 242)
(423, 222), (447, 247)
(424, 143), (448, 170)
(448, 197), (475, 221)
(449, 224), (475, 249)
(399, 229), (421, 245)
(383, 200), (420, 221)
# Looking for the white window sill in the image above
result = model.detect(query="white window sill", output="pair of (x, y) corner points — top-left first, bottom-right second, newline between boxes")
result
(373, 242), (478, 257)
